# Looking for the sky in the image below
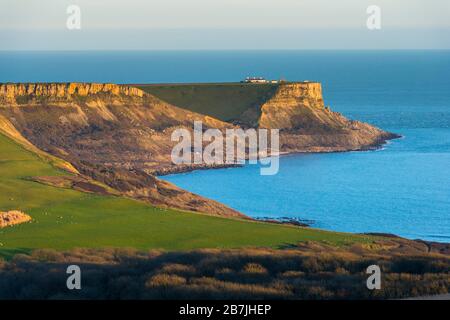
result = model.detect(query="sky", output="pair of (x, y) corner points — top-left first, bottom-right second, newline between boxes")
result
(0, 0), (449, 50)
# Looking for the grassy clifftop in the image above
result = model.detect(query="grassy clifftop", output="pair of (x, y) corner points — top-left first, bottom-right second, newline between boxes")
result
(137, 82), (278, 123)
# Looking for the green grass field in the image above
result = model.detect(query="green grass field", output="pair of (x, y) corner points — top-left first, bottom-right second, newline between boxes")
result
(138, 83), (278, 122)
(0, 133), (373, 259)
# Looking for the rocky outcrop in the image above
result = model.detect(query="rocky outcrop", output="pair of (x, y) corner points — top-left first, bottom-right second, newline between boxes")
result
(258, 82), (399, 152)
(0, 210), (31, 228)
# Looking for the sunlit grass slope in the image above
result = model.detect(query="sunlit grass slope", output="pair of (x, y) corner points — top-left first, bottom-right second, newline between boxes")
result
(0, 133), (373, 259)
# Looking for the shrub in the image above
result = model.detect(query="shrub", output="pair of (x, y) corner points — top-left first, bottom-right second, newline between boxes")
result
(146, 274), (187, 288)
(242, 263), (268, 274)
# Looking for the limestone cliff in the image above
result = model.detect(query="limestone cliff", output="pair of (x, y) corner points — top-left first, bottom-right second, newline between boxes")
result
(0, 83), (143, 104)
(258, 82), (399, 152)
(258, 82), (324, 129)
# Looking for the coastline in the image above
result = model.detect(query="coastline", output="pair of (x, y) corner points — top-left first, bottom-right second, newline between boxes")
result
(156, 132), (450, 245)
(156, 132), (402, 176)
(3, 81), (441, 244)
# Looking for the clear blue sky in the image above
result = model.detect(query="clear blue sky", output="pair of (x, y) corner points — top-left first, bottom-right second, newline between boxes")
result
(1, 0), (449, 50)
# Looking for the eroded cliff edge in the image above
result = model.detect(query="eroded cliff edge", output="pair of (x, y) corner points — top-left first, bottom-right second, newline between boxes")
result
(0, 82), (399, 218)
(0, 83), (144, 101)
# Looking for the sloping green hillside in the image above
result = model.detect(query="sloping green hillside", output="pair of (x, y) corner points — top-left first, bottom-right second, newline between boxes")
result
(138, 83), (278, 122)
(0, 133), (373, 259)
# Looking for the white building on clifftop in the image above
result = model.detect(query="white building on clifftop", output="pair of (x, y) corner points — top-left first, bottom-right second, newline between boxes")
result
(242, 77), (278, 84)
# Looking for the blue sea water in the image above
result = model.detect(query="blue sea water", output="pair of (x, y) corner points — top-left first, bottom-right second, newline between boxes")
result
(1, 50), (449, 241)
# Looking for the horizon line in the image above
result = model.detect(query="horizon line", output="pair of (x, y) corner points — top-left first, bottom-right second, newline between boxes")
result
(1, 48), (450, 52)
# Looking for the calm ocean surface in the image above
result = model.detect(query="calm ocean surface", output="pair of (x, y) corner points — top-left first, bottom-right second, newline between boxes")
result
(1, 50), (449, 241)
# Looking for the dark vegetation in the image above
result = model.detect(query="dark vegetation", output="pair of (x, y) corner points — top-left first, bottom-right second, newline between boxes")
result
(1, 241), (448, 300)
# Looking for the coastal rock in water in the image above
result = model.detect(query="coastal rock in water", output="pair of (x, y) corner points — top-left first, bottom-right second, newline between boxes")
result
(0, 210), (32, 228)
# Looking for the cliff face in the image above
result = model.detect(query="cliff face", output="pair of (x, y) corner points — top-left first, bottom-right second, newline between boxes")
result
(264, 82), (323, 107)
(0, 83), (143, 104)
(258, 82), (324, 129)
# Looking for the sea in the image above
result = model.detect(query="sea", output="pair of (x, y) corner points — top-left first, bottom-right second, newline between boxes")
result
(1, 50), (449, 241)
